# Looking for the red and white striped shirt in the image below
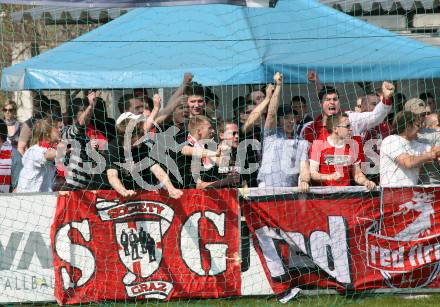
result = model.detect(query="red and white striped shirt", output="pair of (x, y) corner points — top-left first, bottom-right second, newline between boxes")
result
(0, 141), (12, 193)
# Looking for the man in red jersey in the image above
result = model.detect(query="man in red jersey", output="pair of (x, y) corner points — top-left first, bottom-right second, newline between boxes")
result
(301, 81), (395, 143)
(309, 113), (375, 189)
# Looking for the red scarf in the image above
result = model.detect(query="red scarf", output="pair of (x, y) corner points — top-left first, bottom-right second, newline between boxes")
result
(87, 124), (108, 150)
(86, 124), (106, 141)
(187, 134), (213, 169)
(39, 141), (54, 149)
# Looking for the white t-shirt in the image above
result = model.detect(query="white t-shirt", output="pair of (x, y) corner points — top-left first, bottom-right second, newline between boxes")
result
(16, 145), (56, 193)
(258, 128), (309, 187)
(380, 135), (431, 187)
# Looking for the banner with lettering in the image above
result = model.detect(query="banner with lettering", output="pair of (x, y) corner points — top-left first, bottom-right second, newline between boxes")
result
(50, 187), (440, 304)
(241, 187), (440, 294)
(50, 189), (240, 304)
(366, 187), (440, 289)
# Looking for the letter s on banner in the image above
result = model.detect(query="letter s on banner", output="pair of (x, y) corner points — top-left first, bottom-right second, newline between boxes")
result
(54, 220), (95, 290)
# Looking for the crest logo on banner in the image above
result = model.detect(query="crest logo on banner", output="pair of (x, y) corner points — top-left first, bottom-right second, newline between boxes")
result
(366, 191), (440, 288)
(97, 199), (174, 299)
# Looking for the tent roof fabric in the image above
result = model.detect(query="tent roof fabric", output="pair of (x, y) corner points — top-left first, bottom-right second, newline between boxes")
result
(3, 0), (440, 90)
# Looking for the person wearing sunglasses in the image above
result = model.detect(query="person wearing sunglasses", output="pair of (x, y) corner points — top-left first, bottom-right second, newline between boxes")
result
(2, 101), (20, 148)
(309, 113), (375, 190)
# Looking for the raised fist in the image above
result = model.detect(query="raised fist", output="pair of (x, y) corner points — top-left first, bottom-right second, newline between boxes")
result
(87, 91), (97, 106)
(153, 93), (161, 109)
(90, 139), (99, 149)
(307, 70), (318, 82)
(274, 72), (283, 85)
(382, 81), (395, 99)
(183, 73), (193, 85)
(266, 83), (275, 98)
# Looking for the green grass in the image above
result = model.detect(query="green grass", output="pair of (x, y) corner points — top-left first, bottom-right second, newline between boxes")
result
(39, 294), (440, 307)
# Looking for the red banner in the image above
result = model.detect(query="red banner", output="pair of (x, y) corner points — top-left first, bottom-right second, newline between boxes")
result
(50, 189), (240, 304)
(241, 189), (377, 293)
(366, 188), (440, 289)
(241, 187), (440, 294)
(51, 187), (440, 303)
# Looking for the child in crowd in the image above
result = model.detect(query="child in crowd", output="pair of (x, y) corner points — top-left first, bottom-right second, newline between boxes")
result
(16, 117), (63, 192)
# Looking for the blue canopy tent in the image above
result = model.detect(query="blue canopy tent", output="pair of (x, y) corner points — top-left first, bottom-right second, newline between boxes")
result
(2, 0), (440, 90)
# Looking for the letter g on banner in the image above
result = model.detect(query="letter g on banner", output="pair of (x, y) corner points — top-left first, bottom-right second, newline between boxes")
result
(180, 211), (228, 276)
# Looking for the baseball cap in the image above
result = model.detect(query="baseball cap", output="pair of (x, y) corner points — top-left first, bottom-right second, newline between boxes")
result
(404, 98), (431, 115)
(116, 112), (142, 126)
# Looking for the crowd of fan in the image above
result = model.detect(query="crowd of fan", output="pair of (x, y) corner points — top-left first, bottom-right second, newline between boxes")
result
(0, 71), (439, 197)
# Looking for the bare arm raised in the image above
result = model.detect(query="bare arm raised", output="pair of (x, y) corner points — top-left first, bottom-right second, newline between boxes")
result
(265, 72), (283, 130)
(155, 73), (193, 124)
(241, 84), (274, 134)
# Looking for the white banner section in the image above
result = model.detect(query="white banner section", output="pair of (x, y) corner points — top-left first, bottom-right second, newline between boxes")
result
(0, 194), (57, 303)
